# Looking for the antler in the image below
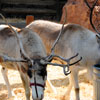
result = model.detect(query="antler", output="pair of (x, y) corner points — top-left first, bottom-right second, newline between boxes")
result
(50, 8), (67, 55)
(46, 8), (67, 61)
(0, 13), (31, 60)
(41, 53), (82, 75)
(84, 0), (99, 33)
(43, 8), (82, 75)
(0, 54), (27, 63)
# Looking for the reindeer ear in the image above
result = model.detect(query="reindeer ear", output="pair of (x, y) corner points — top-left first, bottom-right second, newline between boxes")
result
(0, 57), (4, 62)
(21, 65), (27, 73)
(96, 34), (100, 44)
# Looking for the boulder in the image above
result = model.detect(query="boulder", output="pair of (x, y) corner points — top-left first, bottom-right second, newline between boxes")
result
(60, 0), (100, 32)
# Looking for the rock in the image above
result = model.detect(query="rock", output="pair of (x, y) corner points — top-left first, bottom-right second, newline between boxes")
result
(60, 0), (100, 32)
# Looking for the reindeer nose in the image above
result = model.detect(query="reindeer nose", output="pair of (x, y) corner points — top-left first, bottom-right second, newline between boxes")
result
(41, 94), (43, 100)
(32, 96), (43, 100)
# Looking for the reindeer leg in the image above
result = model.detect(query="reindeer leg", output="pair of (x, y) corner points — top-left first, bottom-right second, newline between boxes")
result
(86, 66), (93, 84)
(63, 74), (73, 100)
(63, 66), (80, 100)
(1, 67), (12, 98)
(71, 67), (80, 100)
(46, 78), (57, 94)
(20, 72), (30, 100)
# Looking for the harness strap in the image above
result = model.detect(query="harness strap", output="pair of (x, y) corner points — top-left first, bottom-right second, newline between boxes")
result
(34, 75), (38, 98)
(31, 70), (45, 98)
(30, 83), (45, 88)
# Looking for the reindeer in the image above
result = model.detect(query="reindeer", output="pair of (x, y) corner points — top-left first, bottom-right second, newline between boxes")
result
(26, 0), (100, 100)
(0, 14), (81, 100)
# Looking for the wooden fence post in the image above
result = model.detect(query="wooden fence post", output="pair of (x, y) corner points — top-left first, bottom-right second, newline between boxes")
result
(26, 15), (34, 25)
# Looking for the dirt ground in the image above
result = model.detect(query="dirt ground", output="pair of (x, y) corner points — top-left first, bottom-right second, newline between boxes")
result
(0, 63), (93, 100)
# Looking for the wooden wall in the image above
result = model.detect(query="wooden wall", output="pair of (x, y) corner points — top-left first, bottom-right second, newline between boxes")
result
(0, 0), (67, 21)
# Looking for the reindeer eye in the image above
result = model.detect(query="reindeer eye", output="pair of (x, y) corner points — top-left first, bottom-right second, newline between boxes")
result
(37, 66), (47, 80)
(27, 69), (32, 78)
(28, 62), (33, 68)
